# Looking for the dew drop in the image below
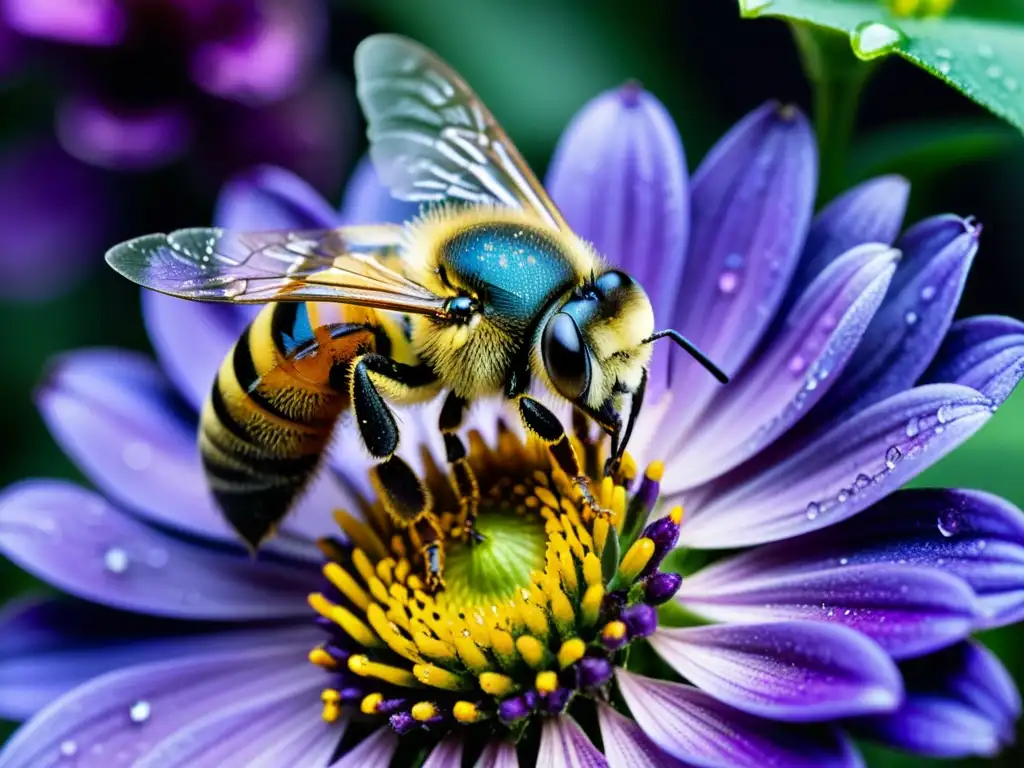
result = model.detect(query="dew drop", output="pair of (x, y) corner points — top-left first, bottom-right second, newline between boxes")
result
(806, 502), (820, 521)
(937, 510), (960, 538)
(937, 404), (953, 424)
(129, 700), (151, 724)
(885, 446), (903, 470)
(844, 609), (852, 616)
(839, 557), (849, 566)
(851, 22), (903, 61)
(122, 441), (153, 471)
(987, 64), (1004, 79)
(804, 377), (819, 392)
(103, 547), (129, 574)
(718, 271), (740, 294)
(920, 285), (936, 302)
(60, 741), (78, 757)
(904, 310), (919, 326)
(837, 489), (851, 504)
(935, 425), (946, 435)
(739, 0), (773, 17)
(854, 473), (872, 491)
(937, 61), (952, 75)
(788, 355), (807, 375)
(906, 417), (920, 438)
(1005, 77), (1019, 92)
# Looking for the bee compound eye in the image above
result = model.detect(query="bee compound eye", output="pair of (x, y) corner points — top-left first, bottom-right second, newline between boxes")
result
(542, 312), (591, 401)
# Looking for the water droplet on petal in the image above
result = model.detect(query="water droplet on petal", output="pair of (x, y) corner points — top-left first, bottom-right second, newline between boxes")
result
(839, 557), (849, 566)
(60, 741), (78, 757)
(937, 510), (960, 538)
(885, 446), (903, 469)
(129, 700), (151, 723)
(717, 271), (740, 294)
(904, 310), (919, 326)
(851, 22), (903, 61)
(854, 473), (872, 491)
(837, 489), (851, 503)
(935, 425), (946, 435)
(104, 547), (129, 574)
(806, 502), (820, 521)
(906, 417), (920, 438)
(920, 285), (936, 302)
(804, 377), (819, 392)
(937, 404), (953, 424)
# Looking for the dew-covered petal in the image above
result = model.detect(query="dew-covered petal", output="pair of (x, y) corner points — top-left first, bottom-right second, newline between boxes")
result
(790, 175), (909, 299)
(423, 736), (465, 768)
(537, 716), (608, 768)
(329, 727), (399, 767)
(214, 164), (338, 231)
(615, 670), (862, 768)
(677, 563), (977, 660)
(0, 481), (320, 620)
(676, 384), (993, 547)
(476, 739), (519, 768)
(135, 677), (339, 767)
(0, 627), (320, 768)
(669, 244), (897, 486)
(0, 598), (311, 721)
(663, 102), (816, 441)
(36, 348), (235, 541)
(597, 702), (692, 768)
(339, 153), (421, 225)
(924, 316), (1024, 406)
(854, 641), (1020, 758)
(649, 621), (901, 721)
(815, 215), (979, 422)
(546, 85), (688, 332)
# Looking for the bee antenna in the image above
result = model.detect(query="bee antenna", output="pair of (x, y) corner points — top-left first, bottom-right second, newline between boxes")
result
(643, 330), (730, 384)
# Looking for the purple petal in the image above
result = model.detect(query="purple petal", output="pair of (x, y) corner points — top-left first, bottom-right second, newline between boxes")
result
(214, 164), (339, 231)
(813, 215), (979, 423)
(329, 727), (398, 767)
(855, 641), (1020, 758)
(597, 702), (692, 768)
(0, 481), (319, 619)
(3, 0), (126, 46)
(423, 736), (465, 768)
(791, 175), (909, 298)
(0, 598), (313, 721)
(339, 154), (421, 225)
(665, 102), (816, 438)
(649, 621), (901, 721)
(0, 140), (112, 301)
(546, 85), (689, 333)
(925, 315), (1024, 406)
(476, 740), (520, 768)
(677, 562), (977, 661)
(188, 0), (324, 105)
(669, 244), (897, 486)
(676, 383), (993, 547)
(0, 630), (321, 768)
(57, 96), (192, 171)
(142, 290), (254, 412)
(36, 348), (233, 542)
(137, 680), (339, 767)
(537, 716), (608, 768)
(615, 670), (862, 768)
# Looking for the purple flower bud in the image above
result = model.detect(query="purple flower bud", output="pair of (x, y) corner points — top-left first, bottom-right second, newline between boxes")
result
(498, 693), (536, 724)
(576, 657), (613, 689)
(621, 603), (658, 639)
(639, 514), (681, 577)
(644, 572), (683, 605)
(540, 687), (572, 714)
(389, 711), (417, 734)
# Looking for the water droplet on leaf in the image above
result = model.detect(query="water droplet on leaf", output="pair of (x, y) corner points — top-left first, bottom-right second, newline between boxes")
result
(987, 65), (1004, 79)
(937, 61), (951, 75)
(851, 22), (903, 61)
(739, 0), (773, 17)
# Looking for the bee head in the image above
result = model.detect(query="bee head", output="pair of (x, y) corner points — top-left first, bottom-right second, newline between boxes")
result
(540, 270), (655, 410)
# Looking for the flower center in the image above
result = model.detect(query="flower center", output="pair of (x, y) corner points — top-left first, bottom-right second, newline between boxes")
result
(307, 423), (683, 737)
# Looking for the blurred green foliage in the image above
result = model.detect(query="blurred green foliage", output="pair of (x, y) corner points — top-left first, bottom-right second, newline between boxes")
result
(2, 0), (1024, 764)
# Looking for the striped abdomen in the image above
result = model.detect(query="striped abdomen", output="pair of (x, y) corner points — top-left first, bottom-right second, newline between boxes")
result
(200, 301), (383, 549)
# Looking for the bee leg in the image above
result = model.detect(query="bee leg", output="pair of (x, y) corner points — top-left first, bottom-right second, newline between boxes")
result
(414, 515), (446, 593)
(439, 392), (482, 543)
(518, 396), (610, 519)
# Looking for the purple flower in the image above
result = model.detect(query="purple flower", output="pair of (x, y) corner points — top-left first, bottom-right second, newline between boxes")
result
(2, 84), (1024, 767)
(1, 0), (344, 185)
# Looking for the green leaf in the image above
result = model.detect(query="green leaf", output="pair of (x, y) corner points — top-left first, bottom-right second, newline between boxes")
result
(741, 0), (1024, 133)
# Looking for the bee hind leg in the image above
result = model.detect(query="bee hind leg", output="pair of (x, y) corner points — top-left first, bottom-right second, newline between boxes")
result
(439, 392), (483, 543)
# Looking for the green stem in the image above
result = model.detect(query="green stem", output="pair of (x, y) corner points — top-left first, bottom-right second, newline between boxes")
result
(791, 23), (876, 202)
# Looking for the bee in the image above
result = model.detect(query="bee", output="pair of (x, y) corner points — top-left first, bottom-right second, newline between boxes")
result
(104, 34), (728, 590)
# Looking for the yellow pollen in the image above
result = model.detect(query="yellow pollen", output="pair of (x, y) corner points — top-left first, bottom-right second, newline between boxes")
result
(348, 654), (418, 687)
(360, 693), (383, 715)
(602, 621), (627, 642)
(645, 461), (665, 482)
(323, 562), (371, 611)
(535, 487), (560, 510)
(536, 671), (559, 694)
(619, 538), (655, 583)
(518, 598), (550, 639)
(549, 588), (576, 636)
(583, 553), (602, 587)
(367, 576), (391, 605)
(351, 548), (376, 587)
(308, 594), (382, 649)
(414, 663), (472, 691)
(411, 702), (439, 722)
(332, 510), (387, 559)
(516, 635), (549, 669)
(366, 604), (422, 662)
(593, 517), (610, 557)
(321, 689), (340, 703)
(414, 632), (458, 665)
(558, 638), (587, 669)
(453, 701), (480, 723)
(479, 672), (517, 697)
(489, 628), (517, 668)
(321, 689), (341, 723)
(454, 636), (493, 674)
(581, 585), (604, 629)
(307, 647), (337, 669)
(376, 559), (394, 585)
(669, 505), (683, 525)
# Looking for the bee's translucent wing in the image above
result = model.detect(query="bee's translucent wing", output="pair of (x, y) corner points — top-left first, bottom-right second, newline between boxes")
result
(105, 224), (449, 316)
(355, 34), (568, 231)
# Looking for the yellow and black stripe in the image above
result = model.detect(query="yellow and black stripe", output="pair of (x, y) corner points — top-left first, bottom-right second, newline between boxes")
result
(199, 301), (385, 549)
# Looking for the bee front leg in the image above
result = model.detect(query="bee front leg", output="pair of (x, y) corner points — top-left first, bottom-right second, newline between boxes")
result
(439, 392), (482, 543)
(517, 396), (610, 519)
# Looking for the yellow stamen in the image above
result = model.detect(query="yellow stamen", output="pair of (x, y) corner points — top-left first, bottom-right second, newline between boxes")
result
(558, 638), (586, 669)
(479, 672), (517, 697)
(602, 621), (627, 643)
(516, 635), (549, 669)
(366, 604), (422, 662)
(413, 663), (472, 691)
(593, 516), (610, 556)
(669, 505), (683, 525)
(332, 510), (387, 559)
(351, 548), (376, 587)
(453, 701), (480, 723)
(323, 562), (371, 611)
(307, 647), (337, 669)
(454, 637), (493, 674)
(348, 654), (418, 687)
(535, 487), (560, 511)
(645, 461), (665, 483)
(366, 576), (390, 605)
(619, 537), (655, 583)
(308, 594), (382, 649)
(518, 598), (550, 639)
(411, 702), (439, 721)
(583, 552), (603, 587)
(360, 693), (383, 715)
(376, 558), (394, 586)
(321, 689), (341, 723)
(536, 671), (559, 694)
(549, 588), (576, 637)
(581, 584), (604, 628)
(414, 632), (458, 665)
